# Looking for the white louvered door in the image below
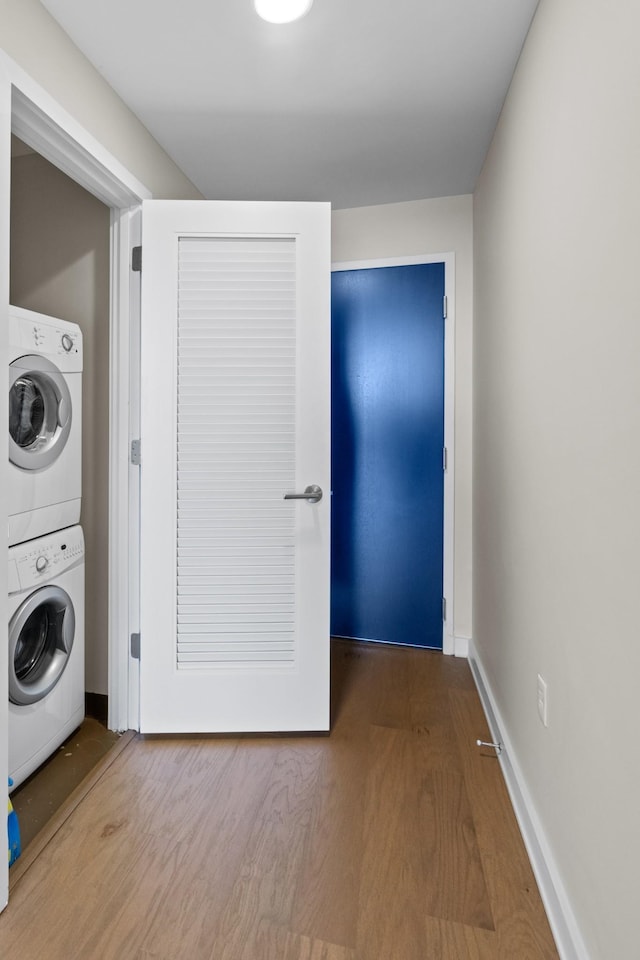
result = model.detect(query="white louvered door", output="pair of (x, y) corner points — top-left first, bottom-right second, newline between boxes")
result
(139, 201), (330, 732)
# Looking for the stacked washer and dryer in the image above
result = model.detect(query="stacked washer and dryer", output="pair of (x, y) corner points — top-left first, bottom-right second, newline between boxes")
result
(7, 305), (85, 790)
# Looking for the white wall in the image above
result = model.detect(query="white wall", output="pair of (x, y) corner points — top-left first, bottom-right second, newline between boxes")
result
(11, 143), (111, 696)
(473, 1), (640, 957)
(332, 196), (473, 643)
(0, 0), (201, 200)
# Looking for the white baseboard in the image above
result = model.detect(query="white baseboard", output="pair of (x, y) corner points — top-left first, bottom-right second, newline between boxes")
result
(467, 640), (591, 960)
(454, 634), (470, 657)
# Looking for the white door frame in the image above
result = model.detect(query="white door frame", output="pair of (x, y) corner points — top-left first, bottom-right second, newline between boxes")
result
(0, 53), (150, 777)
(331, 254), (456, 656)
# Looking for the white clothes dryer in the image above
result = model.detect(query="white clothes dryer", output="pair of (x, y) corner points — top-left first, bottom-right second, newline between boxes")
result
(8, 525), (85, 790)
(8, 305), (83, 546)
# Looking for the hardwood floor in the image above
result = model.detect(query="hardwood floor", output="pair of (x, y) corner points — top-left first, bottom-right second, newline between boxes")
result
(10, 717), (121, 850)
(1, 641), (559, 959)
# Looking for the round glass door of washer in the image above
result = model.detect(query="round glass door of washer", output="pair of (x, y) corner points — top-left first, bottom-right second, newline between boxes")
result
(9, 585), (76, 705)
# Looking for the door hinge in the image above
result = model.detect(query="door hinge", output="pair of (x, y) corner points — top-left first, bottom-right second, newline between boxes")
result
(442, 597), (447, 622)
(442, 446), (448, 471)
(130, 632), (141, 660)
(132, 245), (142, 272)
(131, 439), (141, 465)
(443, 295), (448, 319)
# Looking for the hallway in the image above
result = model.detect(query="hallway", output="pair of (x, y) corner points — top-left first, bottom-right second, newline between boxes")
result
(1, 642), (558, 959)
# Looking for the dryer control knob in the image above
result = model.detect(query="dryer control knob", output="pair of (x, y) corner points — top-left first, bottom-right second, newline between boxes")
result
(61, 333), (74, 352)
(36, 556), (48, 573)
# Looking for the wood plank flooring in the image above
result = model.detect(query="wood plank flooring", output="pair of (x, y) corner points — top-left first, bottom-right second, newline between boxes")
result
(1, 641), (559, 960)
(10, 717), (121, 850)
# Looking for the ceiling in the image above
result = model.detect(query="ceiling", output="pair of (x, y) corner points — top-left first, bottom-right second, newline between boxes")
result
(40, 0), (539, 209)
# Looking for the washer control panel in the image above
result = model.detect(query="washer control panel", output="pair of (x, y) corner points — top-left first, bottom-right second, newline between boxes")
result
(26, 323), (81, 358)
(9, 526), (85, 592)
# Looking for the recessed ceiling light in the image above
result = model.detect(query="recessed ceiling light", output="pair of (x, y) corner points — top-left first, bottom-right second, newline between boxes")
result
(254, 0), (314, 24)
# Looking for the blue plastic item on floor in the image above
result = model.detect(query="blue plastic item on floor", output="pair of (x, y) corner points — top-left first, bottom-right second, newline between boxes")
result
(7, 778), (21, 867)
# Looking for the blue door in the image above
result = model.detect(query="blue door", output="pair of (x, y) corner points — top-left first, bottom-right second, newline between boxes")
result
(331, 263), (445, 649)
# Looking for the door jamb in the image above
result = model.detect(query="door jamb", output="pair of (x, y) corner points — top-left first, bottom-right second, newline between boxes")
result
(331, 254), (456, 655)
(1, 51), (151, 746)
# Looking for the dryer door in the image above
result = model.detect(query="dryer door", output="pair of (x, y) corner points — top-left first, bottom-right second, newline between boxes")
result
(9, 585), (76, 705)
(9, 355), (73, 470)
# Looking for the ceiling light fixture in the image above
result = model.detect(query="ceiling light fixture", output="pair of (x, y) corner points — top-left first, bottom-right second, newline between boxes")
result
(254, 0), (313, 24)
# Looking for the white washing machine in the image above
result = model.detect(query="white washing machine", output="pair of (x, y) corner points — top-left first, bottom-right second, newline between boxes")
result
(8, 525), (85, 790)
(8, 305), (83, 547)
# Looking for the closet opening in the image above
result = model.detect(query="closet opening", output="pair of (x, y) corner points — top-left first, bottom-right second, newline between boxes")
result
(8, 134), (120, 850)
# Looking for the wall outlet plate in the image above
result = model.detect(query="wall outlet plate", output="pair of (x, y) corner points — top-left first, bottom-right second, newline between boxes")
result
(537, 674), (548, 727)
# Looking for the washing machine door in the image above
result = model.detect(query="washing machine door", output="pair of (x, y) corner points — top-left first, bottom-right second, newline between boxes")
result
(9, 354), (73, 470)
(9, 585), (76, 705)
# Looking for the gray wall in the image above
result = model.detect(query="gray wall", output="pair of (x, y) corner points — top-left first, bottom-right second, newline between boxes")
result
(11, 142), (110, 695)
(473, 0), (640, 956)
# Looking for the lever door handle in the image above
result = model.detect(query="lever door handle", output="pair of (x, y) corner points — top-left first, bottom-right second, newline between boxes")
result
(283, 484), (323, 504)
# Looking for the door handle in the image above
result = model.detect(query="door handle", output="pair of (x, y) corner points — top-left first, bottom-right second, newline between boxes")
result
(283, 484), (323, 504)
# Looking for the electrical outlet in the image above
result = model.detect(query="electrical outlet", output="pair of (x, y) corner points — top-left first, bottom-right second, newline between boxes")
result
(537, 674), (548, 727)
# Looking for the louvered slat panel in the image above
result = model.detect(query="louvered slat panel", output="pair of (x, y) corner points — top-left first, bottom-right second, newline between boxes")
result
(176, 237), (296, 668)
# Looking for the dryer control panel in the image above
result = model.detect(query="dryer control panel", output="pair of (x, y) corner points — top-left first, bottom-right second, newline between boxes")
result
(8, 526), (85, 594)
(9, 305), (83, 372)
